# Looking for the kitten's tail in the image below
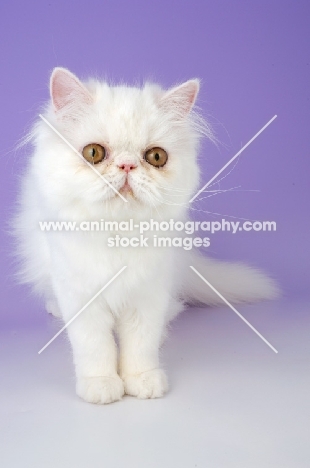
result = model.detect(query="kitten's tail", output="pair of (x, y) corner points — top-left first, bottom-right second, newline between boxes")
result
(180, 250), (280, 306)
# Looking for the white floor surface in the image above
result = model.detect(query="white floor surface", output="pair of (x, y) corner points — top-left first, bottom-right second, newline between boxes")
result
(1, 298), (309, 468)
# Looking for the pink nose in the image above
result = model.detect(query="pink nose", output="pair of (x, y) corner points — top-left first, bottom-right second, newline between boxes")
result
(118, 163), (137, 173)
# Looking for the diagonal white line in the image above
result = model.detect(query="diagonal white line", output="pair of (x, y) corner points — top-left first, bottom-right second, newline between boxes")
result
(39, 114), (128, 203)
(38, 266), (127, 354)
(189, 115), (277, 203)
(190, 266), (278, 353)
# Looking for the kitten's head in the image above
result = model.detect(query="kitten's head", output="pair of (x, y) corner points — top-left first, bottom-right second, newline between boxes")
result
(33, 68), (213, 220)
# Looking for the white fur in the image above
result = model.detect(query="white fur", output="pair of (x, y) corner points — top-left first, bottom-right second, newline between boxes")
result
(13, 68), (279, 404)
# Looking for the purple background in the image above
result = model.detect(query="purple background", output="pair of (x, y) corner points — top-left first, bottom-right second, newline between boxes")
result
(1, 0), (309, 327)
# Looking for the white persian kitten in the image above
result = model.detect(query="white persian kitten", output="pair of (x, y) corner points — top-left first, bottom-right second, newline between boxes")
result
(14, 68), (278, 404)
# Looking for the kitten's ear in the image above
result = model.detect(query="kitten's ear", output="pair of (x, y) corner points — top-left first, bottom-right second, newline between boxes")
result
(50, 67), (93, 111)
(160, 79), (200, 116)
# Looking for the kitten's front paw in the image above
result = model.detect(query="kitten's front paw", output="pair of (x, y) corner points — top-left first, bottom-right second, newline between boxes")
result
(76, 375), (124, 404)
(123, 369), (168, 399)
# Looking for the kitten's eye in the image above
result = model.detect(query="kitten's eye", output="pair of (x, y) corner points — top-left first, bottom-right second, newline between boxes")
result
(144, 147), (168, 167)
(82, 144), (106, 164)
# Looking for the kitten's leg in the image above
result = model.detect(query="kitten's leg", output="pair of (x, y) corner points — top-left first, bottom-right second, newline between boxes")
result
(40, 280), (62, 318)
(69, 313), (124, 404)
(44, 285), (61, 318)
(118, 294), (170, 399)
(54, 285), (124, 404)
(45, 298), (62, 318)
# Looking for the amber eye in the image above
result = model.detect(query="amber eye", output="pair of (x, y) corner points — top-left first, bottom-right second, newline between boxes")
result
(144, 147), (168, 168)
(82, 144), (106, 164)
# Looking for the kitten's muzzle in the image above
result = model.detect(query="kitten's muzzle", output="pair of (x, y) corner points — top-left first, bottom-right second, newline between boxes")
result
(118, 162), (137, 173)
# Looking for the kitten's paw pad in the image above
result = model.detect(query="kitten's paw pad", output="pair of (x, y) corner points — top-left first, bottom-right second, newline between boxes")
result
(123, 369), (168, 399)
(76, 375), (124, 404)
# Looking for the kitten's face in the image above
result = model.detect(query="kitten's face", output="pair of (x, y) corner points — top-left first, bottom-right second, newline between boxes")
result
(34, 68), (208, 220)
